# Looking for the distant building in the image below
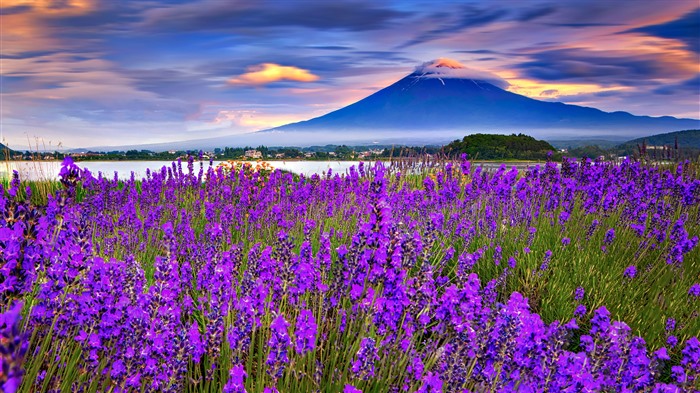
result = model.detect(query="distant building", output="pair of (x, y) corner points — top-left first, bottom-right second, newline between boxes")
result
(244, 149), (262, 159)
(275, 153), (285, 159)
(71, 152), (103, 158)
(304, 152), (315, 158)
(328, 152), (337, 157)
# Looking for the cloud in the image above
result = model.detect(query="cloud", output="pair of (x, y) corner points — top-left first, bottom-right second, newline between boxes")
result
(413, 58), (510, 88)
(138, 0), (408, 33)
(1, 0), (95, 16)
(628, 7), (700, 53)
(515, 4), (556, 22)
(228, 63), (320, 86)
(652, 74), (700, 95)
(307, 45), (354, 51)
(517, 48), (696, 85)
(207, 109), (315, 130)
(397, 5), (507, 48)
(537, 85), (700, 119)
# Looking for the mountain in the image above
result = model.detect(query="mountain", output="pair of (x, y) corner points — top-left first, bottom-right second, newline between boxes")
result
(269, 58), (699, 141)
(1, 143), (19, 157)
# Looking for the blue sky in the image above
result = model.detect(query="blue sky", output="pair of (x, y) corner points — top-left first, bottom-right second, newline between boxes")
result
(1, 0), (699, 148)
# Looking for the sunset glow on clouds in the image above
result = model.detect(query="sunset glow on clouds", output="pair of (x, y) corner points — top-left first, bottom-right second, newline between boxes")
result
(229, 64), (320, 85)
(0, 0), (698, 148)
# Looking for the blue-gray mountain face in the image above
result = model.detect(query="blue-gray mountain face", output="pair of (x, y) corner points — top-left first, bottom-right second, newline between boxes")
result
(271, 60), (699, 140)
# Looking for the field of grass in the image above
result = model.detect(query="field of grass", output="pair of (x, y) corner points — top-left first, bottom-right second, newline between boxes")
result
(1, 156), (699, 392)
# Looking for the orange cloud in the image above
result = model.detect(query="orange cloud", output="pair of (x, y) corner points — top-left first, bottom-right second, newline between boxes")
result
(501, 72), (631, 99)
(209, 109), (317, 130)
(228, 63), (319, 85)
(1, 0), (95, 55)
(3, 0), (93, 15)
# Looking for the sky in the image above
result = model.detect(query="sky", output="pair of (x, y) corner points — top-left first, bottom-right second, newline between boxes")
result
(1, 0), (699, 149)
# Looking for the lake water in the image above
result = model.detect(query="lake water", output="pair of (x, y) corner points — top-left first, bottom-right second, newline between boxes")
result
(2, 160), (383, 181)
(2, 160), (545, 181)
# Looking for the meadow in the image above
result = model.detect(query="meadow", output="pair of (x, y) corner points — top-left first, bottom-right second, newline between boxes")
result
(1, 155), (699, 392)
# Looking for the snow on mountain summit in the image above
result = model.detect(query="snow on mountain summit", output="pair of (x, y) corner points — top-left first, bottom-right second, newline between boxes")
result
(421, 57), (467, 69)
(413, 58), (509, 88)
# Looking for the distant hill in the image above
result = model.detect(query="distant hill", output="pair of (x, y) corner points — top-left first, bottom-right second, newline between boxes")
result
(614, 129), (700, 159)
(1, 143), (19, 158)
(618, 129), (700, 149)
(565, 130), (700, 159)
(444, 133), (558, 160)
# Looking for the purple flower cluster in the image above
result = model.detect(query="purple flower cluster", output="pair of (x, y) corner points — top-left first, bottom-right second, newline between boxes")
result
(294, 309), (317, 355)
(1, 302), (27, 393)
(1, 155), (698, 391)
(352, 337), (379, 380)
(266, 315), (291, 380)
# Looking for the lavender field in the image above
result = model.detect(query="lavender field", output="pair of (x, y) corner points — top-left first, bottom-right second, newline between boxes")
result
(1, 156), (699, 392)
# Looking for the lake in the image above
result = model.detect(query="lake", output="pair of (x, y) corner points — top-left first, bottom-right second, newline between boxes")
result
(1, 160), (545, 181)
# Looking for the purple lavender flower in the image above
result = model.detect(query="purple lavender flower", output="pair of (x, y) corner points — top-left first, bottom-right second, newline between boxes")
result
(623, 265), (637, 279)
(574, 286), (585, 301)
(352, 337), (379, 380)
(590, 306), (611, 335)
(654, 347), (671, 361)
(343, 385), (362, 393)
(586, 219), (599, 239)
(559, 211), (570, 225)
(689, 283), (700, 297)
(294, 309), (317, 355)
(667, 335), (678, 348)
(562, 237), (571, 246)
(604, 228), (615, 244)
(408, 356), (424, 380)
(188, 322), (204, 363)
(539, 250), (553, 271)
(574, 304), (587, 318)
(1, 302), (27, 393)
(416, 372), (443, 393)
(564, 318), (579, 330)
(681, 336), (699, 372)
(266, 314), (291, 380)
(671, 366), (685, 384)
(223, 364), (247, 393)
(665, 318), (676, 333)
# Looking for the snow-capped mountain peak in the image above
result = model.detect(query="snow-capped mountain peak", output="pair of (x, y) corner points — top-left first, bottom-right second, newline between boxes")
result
(413, 58), (509, 88)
